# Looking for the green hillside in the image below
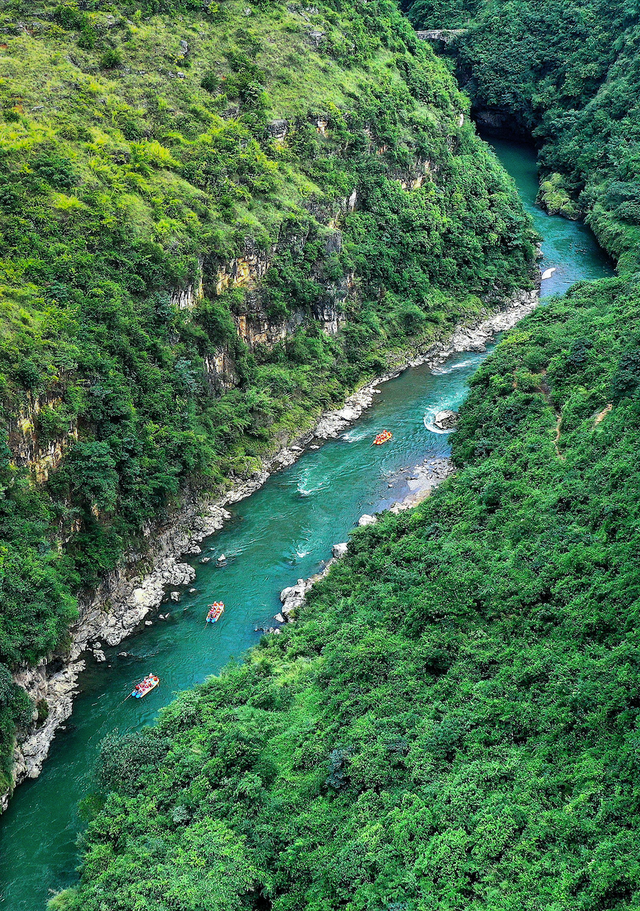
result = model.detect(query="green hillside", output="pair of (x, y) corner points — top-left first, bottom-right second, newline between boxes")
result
(0, 2), (535, 795)
(26, 3), (640, 909)
(56, 274), (640, 910)
(403, 0), (640, 269)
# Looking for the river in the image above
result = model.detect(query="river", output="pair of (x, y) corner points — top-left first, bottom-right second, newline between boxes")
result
(0, 139), (613, 909)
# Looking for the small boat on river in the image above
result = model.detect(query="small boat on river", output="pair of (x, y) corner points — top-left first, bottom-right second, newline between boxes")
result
(373, 430), (393, 445)
(206, 602), (225, 623)
(131, 674), (159, 698)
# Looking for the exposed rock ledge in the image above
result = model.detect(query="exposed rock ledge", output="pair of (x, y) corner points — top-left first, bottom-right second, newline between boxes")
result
(3, 286), (538, 809)
(11, 662), (84, 783)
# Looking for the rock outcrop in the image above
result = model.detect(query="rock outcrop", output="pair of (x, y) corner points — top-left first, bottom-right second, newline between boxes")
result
(280, 578), (314, 620)
(358, 514), (377, 527)
(8, 392), (78, 483)
(170, 261), (204, 311)
(12, 661), (84, 782)
(433, 410), (459, 431)
(416, 28), (468, 44)
(314, 387), (383, 439)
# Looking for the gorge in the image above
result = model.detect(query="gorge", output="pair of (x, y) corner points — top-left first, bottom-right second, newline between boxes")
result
(1, 0), (639, 908)
(0, 137), (612, 910)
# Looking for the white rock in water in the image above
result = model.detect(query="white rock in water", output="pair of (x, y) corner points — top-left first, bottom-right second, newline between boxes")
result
(217, 554), (227, 563)
(144, 620), (153, 626)
(274, 613), (285, 623)
(433, 410), (458, 431)
(200, 557), (210, 564)
(170, 591), (180, 602)
(358, 514), (377, 527)
(93, 649), (106, 663)
(332, 543), (348, 559)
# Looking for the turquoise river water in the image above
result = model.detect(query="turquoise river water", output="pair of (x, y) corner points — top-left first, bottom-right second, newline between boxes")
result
(0, 139), (613, 909)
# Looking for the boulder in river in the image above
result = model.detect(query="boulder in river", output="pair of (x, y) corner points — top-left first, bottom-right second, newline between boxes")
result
(280, 578), (309, 619)
(358, 514), (377, 527)
(433, 410), (459, 431)
(332, 542), (348, 559)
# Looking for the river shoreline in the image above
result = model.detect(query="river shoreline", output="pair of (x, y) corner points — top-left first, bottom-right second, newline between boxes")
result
(275, 454), (457, 628)
(2, 286), (538, 812)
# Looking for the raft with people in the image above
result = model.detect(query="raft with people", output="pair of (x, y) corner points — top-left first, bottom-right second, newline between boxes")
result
(131, 674), (159, 698)
(206, 602), (225, 623)
(373, 430), (393, 445)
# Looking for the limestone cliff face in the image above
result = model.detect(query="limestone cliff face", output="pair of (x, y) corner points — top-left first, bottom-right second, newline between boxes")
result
(8, 392), (78, 483)
(11, 661), (84, 787)
(203, 349), (239, 395)
(203, 214), (360, 388)
(171, 261), (204, 311)
(215, 241), (272, 296)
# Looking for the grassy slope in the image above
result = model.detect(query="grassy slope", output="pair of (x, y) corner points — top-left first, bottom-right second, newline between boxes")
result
(59, 275), (640, 910)
(403, 0), (640, 269)
(0, 1), (535, 793)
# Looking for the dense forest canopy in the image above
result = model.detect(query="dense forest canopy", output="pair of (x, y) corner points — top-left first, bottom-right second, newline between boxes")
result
(403, 0), (640, 269)
(0, 1), (535, 795)
(7, 1), (640, 909)
(55, 275), (640, 910)
(52, 2), (640, 908)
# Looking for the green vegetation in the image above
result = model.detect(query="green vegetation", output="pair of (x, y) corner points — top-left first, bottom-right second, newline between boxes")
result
(35, 4), (640, 907)
(538, 172), (581, 220)
(403, 0), (640, 268)
(0, 1), (535, 793)
(56, 275), (640, 909)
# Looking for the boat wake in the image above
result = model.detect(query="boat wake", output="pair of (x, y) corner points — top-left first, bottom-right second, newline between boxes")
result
(296, 467), (329, 497)
(424, 414), (455, 434)
(297, 484), (328, 498)
(431, 357), (477, 376)
(342, 428), (369, 442)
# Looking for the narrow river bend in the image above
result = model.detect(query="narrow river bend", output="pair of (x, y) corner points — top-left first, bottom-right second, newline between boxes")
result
(0, 140), (613, 910)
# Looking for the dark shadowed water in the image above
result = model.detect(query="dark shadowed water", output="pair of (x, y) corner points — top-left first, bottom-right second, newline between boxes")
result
(0, 139), (613, 910)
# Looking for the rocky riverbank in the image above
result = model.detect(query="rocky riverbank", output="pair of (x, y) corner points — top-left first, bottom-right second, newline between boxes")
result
(4, 287), (538, 808)
(276, 454), (456, 626)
